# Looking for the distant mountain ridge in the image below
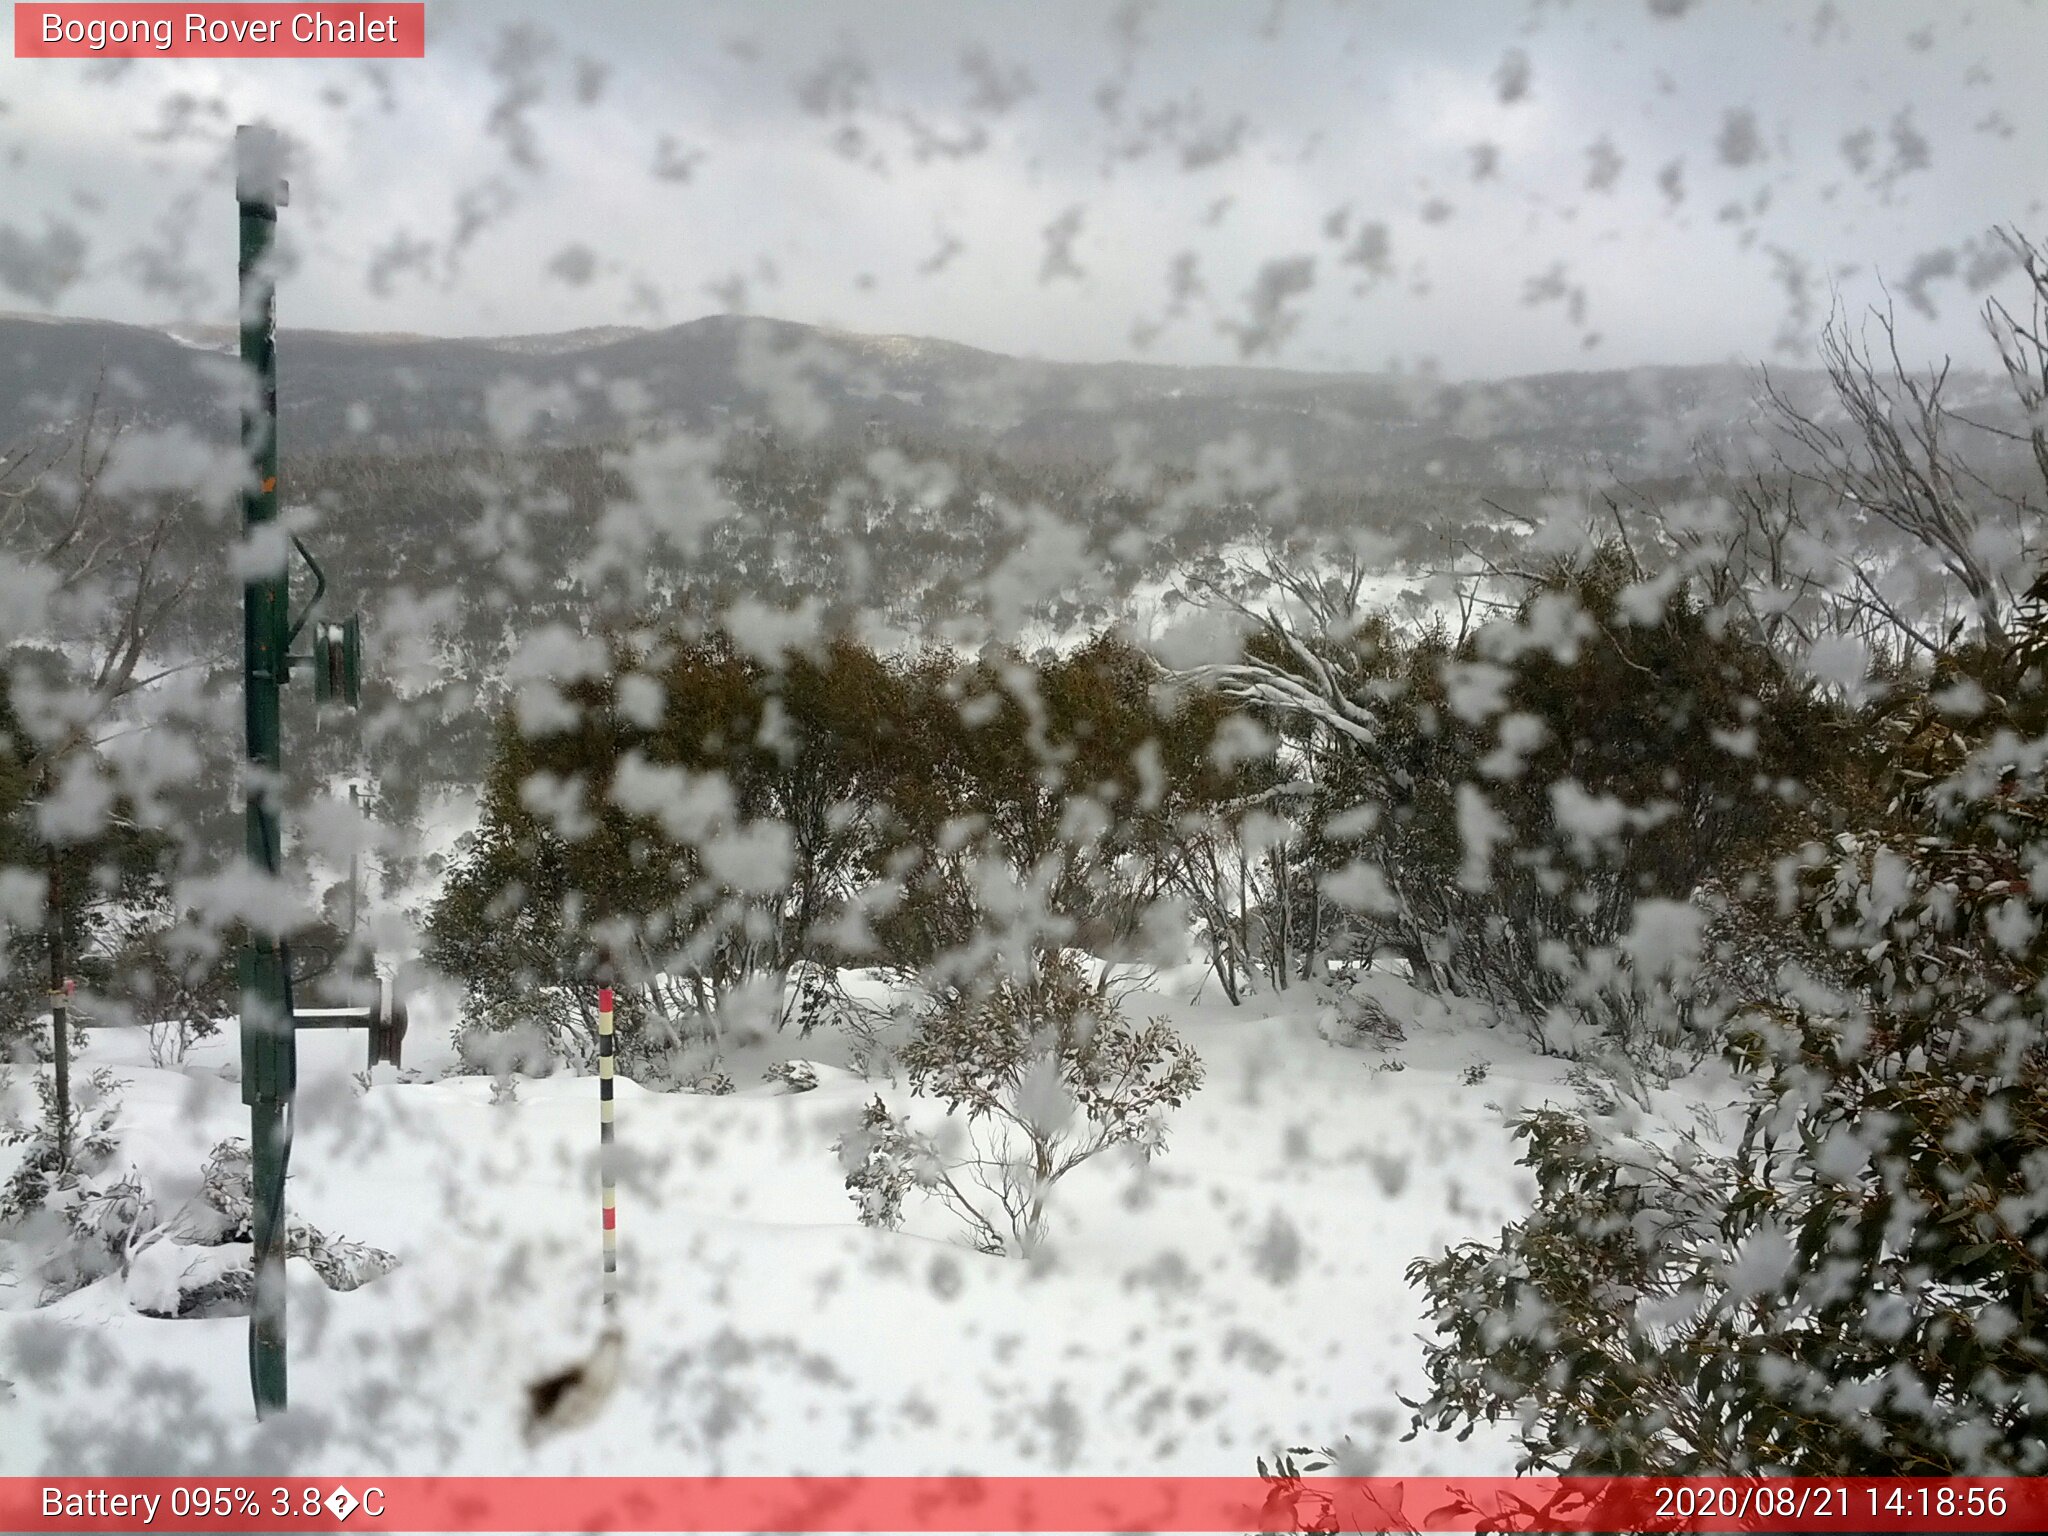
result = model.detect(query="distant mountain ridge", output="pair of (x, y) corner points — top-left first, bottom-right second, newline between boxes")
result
(157, 320), (654, 355)
(0, 309), (1932, 484)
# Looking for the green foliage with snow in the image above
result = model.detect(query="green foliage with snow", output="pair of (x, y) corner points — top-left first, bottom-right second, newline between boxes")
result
(1405, 626), (2048, 1474)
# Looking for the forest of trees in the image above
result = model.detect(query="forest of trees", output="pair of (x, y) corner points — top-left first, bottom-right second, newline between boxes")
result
(426, 563), (1825, 1075)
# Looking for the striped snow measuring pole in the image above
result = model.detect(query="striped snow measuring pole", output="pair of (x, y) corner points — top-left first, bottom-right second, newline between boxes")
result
(598, 985), (618, 1310)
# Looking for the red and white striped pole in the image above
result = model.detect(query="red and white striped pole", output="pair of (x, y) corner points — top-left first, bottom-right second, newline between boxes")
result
(520, 980), (625, 1442)
(598, 984), (617, 1311)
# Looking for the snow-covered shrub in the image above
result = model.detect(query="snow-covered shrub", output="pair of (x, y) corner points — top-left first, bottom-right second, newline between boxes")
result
(785, 963), (850, 1035)
(193, 1138), (400, 1294)
(1403, 634), (2048, 1474)
(303, 1232), (402, 1292)
(0, 1066), (122, 1227)
(762, 1058), (819, 1093)
(429, 632), (1231, 1092)
(0, 1133), (396, 1317)
(442, 973), (676, 1085)
(1323, 985), (1404, 1049)
(27, 1167), (152, 1300)
(0, 675), (213, 1073)
(65, 1169), (153, 1260)
(786, 966), (909, 1076)
(836, 952), (1203, 1254)
(828, 989), (917, 1081)
(194, 1135), (253, 1236)
(0, 1074), (190, 1303)
(838, 1095), (942, 1238)
(1406, 1010), (2047, 1475)
(125, 1239), (253, 1319)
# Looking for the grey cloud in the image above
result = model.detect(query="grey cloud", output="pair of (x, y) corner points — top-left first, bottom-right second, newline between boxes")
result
(0, 219), (87, 306)
(3, 0), (2045, 381)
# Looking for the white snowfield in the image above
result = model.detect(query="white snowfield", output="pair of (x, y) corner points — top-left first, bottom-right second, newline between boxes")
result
(0, 967), (1691, 1480)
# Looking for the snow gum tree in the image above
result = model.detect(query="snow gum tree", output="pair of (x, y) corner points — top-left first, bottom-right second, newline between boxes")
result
(1182, 542), (1830, 1067)
(1401, 252), (2048, 1476)
(1403, 671), (2048, 1471)
(426, 628), (905, 1073)
(428, 629), (1236, 1072)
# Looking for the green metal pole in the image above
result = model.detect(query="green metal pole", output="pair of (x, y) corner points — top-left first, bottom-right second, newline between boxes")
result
(237, 124), (293, 1419)
(46, 847), (69, 1167)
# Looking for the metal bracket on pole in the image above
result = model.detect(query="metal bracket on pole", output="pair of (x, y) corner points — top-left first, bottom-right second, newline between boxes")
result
(292, 981), (409, 1070)
(284, 534), (327, 651)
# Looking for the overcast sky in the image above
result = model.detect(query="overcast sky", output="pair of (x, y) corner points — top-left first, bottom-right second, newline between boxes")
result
(2, 0), (2045, 379)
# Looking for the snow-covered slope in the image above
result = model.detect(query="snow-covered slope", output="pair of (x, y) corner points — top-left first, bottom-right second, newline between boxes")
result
(0, 966), (1725, 1479)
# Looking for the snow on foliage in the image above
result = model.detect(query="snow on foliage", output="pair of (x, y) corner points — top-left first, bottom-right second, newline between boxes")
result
(4, 9), (2048, 1486)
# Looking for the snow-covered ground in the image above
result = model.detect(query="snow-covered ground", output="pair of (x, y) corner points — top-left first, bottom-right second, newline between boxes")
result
(1, 968), (1732, 1479)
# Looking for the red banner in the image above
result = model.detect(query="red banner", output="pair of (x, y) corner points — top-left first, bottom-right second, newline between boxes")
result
(2, 1477), (2043, 1532)
(13, 4), (424, 58)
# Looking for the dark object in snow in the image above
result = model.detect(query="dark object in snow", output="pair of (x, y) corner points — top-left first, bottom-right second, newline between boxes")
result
(523, 1326), (624, 1446)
